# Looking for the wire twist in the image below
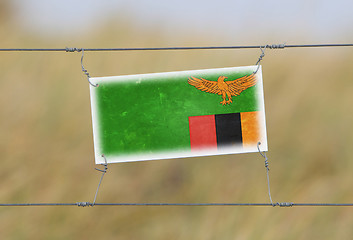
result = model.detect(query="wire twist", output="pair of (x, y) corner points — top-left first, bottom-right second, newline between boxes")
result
(266, 44), (286, 49)
(76, 202), (92, 207)
(80, 49), (98, 87)
(253, 46), (266, 74)
(65, 47), (82, 52)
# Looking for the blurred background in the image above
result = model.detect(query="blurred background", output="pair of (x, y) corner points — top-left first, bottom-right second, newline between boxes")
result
(1, 0), (353, 239)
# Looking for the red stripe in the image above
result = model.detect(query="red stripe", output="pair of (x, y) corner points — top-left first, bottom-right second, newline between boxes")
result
(189, 115), (217, 151)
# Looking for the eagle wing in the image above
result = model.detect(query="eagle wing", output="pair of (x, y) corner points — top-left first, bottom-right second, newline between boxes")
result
(187, 76), (222, 95)
(226, 74), (257, 96)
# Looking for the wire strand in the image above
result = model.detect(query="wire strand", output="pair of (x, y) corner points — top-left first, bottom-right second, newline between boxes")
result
(0, 43), (353, 52)
(1, 202), (353, 207)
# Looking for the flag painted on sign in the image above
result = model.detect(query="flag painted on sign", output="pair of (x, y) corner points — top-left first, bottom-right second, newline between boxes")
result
(89, 66), (268, 164)
(189, 112), (260, 150)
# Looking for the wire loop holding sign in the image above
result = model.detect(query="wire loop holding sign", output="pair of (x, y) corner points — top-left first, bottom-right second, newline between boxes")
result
(253, 46), (267, 74)
(253, 43), (285, 74)
(80, 49), (98, 87)
(92, 154), (108, 206)
(257, 142), (274, 206)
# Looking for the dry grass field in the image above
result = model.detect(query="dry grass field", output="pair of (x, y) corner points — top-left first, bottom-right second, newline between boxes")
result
(1, 8), (353, 239)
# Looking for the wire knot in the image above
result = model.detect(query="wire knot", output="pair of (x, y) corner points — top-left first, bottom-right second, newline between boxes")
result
(76, 202), (92, 207)
(80, 49), (98, 87)
(257, 142), (270, 170)
(95, 154), (108, 173)
(253, 46), (267, 74)
(274, 202), (294, 207)
(266, 44), (286, 49)
(255, 47), (266, 65)
(65, 47), (82, 52)
(264, 159), (269, 169)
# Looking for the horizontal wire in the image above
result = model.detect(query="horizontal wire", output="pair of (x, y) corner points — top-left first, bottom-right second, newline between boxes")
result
(1, 202), (353, 207)
(0, 43), (353, 52)
(93, 203), (272, 206)
(0, 203), (78, 206)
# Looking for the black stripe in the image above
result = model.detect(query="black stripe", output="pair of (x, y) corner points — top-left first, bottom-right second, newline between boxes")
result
(215, 113), (242, 148)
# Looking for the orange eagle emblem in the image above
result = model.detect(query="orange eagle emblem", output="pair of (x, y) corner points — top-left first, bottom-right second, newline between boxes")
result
(188, 74), (257, 105)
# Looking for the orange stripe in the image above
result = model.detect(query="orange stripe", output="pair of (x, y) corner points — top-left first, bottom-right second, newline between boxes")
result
(240, 111), (260, 147)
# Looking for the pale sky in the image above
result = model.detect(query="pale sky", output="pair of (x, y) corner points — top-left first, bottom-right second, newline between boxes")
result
(10, 0), (353, 42)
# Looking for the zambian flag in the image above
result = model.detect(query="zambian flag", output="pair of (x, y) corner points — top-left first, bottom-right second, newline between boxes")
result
(90, 66), (268, 164)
